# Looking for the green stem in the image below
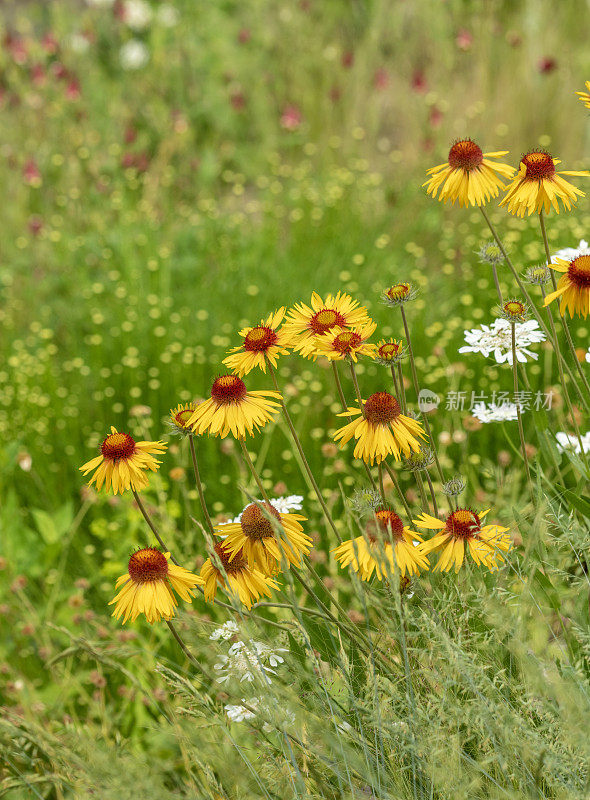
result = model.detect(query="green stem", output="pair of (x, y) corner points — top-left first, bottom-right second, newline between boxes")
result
(510, 323), (533, 498)
(425, 471), (439, 517)
(396, 363), (408, 413)
(377, 464), (387, 506)
(132, 490), (180, 565)
(383, 462), (413, 519)
(333, 361), (377, 492)
(491, 263), (504, 305)
(188, 434), (215, 536)
(239, 438), (272, 504)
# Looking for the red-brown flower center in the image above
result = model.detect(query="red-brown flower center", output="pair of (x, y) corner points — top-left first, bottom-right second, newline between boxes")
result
(128, 547), (168, 583)
(333, 330), (362, 353)
(568, 254), (590, 288)
(446, 508), (481, 538)
(240, 502), (281, 540)
(309, 308), (346, 335)
(521, 150), (555, 180)
(448, 139), (483, 171)
(211, 374), (248, 405)
(503, 300), (526, 318)
(386, 283), (411, 301)
(378, 341), (402, 361)
(364, 392), (401, 424)
(375, 508), (405, 538)
(101, 431), (136, 461)
(174, 408), (194, 428)
(213, 541), (248, 574)
(243, 325), (278, 352)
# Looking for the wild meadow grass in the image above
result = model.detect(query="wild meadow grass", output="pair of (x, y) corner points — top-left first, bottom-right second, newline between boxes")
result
(1, 0), (590, 798)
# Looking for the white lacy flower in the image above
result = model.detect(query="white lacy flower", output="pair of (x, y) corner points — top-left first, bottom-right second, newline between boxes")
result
(123, 0), (153, 30)
(459, 319), (546, 364)
(225, 697), (295, 731)
(472, 402), (519, 423)
(225, 700), (258, 722)
(551, 239), (589, 263)
(209, 620), (240, 641)
(120, 40), (149, 69)
(214, 640), (288, 684)
(556, 431), (590, 454)
(218, 495), (304, 525)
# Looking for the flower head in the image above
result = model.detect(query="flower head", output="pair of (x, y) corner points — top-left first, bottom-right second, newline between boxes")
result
(223, 308), (293, 376)
(404, 446), (435, 472)
(575, 80), (590, 109)
(442, 475), (466, 497)
(497, 299), (529, 323)
(477, 242), (505, 267)
(524, 265), (551, 286)
(459, 318), (546, 364)
(282, 292), (371, 360)
(312, 321), (377, 362)
(79, 427), (166, 494)
(334, 392), (427, 464)
(383, 282), (418, 307)
(500, 150), (590, 217)
(544, 254), (590, 318)
(219, 502), (311, 575)
(188, 375), (281, 439)
(413, 508), (511, 572)
(333, 507), (429, 579)
(374, 338), (406, 365)
(423, 139), (515, 207)
(472, 402), (519, 424)
(109, 548), (203, 624)
(201, 541), (279, 609)
(168, 402), (198, 436)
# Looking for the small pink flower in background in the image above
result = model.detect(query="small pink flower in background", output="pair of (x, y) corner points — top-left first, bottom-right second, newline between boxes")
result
(538, 56), (557, 74)
(329, 86), (341, 103)
(41, 33), (59, 55)
(121, 152), (136, 169)
(506, 31), (522, 47)
(31, 64), (46, 87)
(23, 159), (41, 186)
(124, 124), (137, 144)
(237, 28), (251, 44)
(411, 69), (427, 93)
(230, 91), (246, 112)
(6, 35), (28, 65)
(280, 104), (302, 131)
(455, 29), (473, 51)
(428, 106), (443, 128)
(65, 78), (81, 100)
(51, 62), (68, 80)
(373, 67), (389, 90)
(341, 51), (354, 69)
(28, 216), (43, 236)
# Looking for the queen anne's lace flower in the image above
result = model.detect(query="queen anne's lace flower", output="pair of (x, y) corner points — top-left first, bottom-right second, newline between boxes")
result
(551, 239), (589, 263)
(472, 402), (519, 423)
(459, 319), (546, 364)
(209, 620), (240, 641)
(214, 640), (287, 684)
(556, 431), (590, 454)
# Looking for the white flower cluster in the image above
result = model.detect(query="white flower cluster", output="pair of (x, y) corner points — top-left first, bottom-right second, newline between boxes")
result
(459, 319), (546, 364)
(120, 40), (149, 70)
(224, 697), (295, 731)
(472, 402), (519, 423)
(551, 239), (589, 263)
(209, 620), (240, 641)
(586, 347), (590, 365)
(556, 431), (590, 455)
(218, 495), (304, 525)
(214, 639), (287, 684)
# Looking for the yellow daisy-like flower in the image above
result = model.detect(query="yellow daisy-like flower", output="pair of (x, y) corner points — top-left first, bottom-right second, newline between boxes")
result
(423, 139), (515, 207)
(168, 402), (198, 435)
(374, 338), (405, 365)
(220, 502), (312, 575)
(187, 374), (281, 439)
(109, 548), (203, 624)
(201, 541), (279, 609)
(413, 508), (511, 573)
(334, 392), (426, 464)
(312, 321), (377, 362)
(222, 308), (294, 376)
(79, 427), (167, 495)
(282, 292), (372, 359)
(333, 508), (429, 580)
(543, 254), (590, 318)
(575, 81), (590, 109)
(500, 150), (590, 217)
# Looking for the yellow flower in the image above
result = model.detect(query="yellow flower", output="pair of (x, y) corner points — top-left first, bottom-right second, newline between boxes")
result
(109, 548), (203, 624)
(79, 427), (166, 495)
(187, 375), (281, 439)
(220, 502), (312, 575)
(413, 508), (511, 573)
(282, 292), (372, 359)
(375, 338), (405, 365)
(334, 392), (426, 464)
(312, 321), (377, 362)
(201, 541), (279, 609)
(500, 150), (590, 217)
(222, 308), (293, 376)
(333, 508), (429, 580)
(168, 402), (198, 435)
(544, 255), (590, 318)
(424, 139), (515, 207)
(575, 80), (590, 109)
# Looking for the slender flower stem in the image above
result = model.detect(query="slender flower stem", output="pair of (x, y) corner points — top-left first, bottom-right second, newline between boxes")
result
(377, 464), (387, 507)
(332, 361), (377, 492)
(266, 360), (342, 542)
(188, 434), (215, 536)
(539, 210), (590, 402)
(540, 285), (589, 470)
(132, 490), (180, 565)
(165, 619), (203, 670)
(399, 305), (448, 496)
(414, 471), (430, 512)
(383, 463), (413, 519)
(239, 438), (272, 504)
(396, 363), (408, 413)
(425, 471), (439, 517)
(491, 264), (503, 305)
(479, 205), (589, 412)
(510, 324), (533, 497)
(348, 358), (365, 412)
(390, 363), (401, 398)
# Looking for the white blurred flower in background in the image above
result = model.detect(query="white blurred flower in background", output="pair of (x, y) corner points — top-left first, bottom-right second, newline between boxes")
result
(552, 239), (589, 263)
(555, 431), (590, 454)
(123, 0), (153, 30)
(157, 4), (180, 27)
(120, 40), (149, 70)
(472, 402), (519, 423)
